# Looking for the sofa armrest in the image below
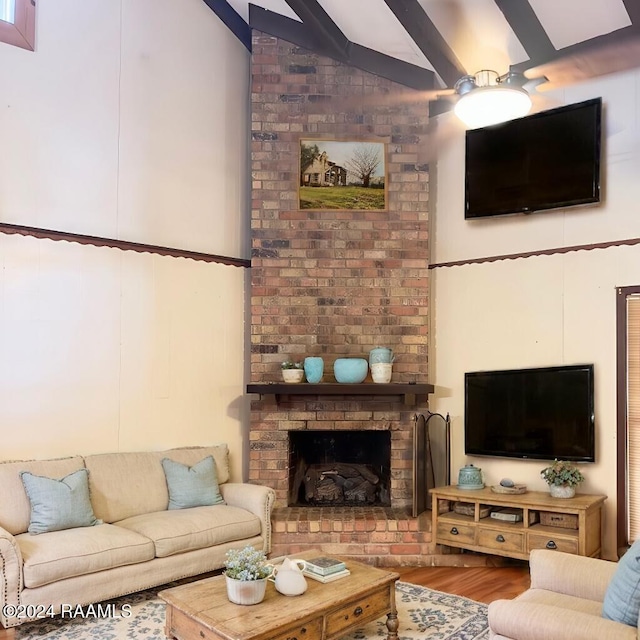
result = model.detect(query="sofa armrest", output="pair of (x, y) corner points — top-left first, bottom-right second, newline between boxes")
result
(529, 549), (618, 602)
(0, 526), (24, 628)
(219, 483), (276, 553)
(489, 600), (638, 640)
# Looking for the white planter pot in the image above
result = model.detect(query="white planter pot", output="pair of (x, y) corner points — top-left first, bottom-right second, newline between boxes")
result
(225, 576), (267, 605)
(549, 484), (576, 499)
(282, 369), (304, 383)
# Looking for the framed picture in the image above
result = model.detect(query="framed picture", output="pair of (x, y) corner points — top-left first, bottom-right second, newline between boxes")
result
(299, 139), (387, 210)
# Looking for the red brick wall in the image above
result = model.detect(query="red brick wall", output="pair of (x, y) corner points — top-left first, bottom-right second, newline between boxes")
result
(248, 32), (431, 512)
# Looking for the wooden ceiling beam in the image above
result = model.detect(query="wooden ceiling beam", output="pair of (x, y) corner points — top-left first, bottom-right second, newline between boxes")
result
(283, 0), (351, 60)
(383, 0), (466, 87)
(493, 0), (555, 61)
(511, 24), (640, 80)
(249, 4), (435, 91)
(201, 0), (251, 50)
(621, 0), (640, 24)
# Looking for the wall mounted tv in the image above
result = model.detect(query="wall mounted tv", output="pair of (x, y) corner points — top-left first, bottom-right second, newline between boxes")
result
(464, 97), (602, 219)
(465, 364), (595, 462)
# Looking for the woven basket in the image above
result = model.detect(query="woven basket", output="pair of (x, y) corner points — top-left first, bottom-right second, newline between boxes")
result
(453, 502), (491, 518)
(540, 511), (579, 529)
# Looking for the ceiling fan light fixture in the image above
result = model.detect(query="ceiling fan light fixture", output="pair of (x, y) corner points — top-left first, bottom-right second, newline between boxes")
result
(454, 71), (532, 129)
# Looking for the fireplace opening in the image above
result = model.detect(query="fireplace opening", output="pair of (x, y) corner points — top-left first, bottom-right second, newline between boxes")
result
(288, 430), (391, 507)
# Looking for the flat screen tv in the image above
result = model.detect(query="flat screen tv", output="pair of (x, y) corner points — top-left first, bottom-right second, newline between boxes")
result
(465, 364), (595, 462)
(464, 97), (602, 219)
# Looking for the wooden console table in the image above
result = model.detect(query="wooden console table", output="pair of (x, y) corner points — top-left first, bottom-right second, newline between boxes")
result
(430, 485), (606, 560)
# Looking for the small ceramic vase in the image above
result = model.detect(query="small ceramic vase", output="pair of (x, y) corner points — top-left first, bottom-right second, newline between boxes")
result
(304, 357), (324, 383)
(549, 484), (576, 499)
(282, 369), (304, 383)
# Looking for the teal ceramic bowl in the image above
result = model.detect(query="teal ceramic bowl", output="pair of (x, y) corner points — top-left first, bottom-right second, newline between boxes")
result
(333, 358), (368, 383)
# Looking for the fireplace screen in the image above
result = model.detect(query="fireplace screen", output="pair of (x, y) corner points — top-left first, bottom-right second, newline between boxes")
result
(288, 430), (391, 506)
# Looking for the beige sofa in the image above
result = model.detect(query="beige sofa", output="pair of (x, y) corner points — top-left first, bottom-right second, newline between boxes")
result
(488, 549), (637, 640)
(0, 445), (275, 631)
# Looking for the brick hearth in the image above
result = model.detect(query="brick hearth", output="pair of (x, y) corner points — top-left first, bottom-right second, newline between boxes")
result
(271, 506), (431, 567)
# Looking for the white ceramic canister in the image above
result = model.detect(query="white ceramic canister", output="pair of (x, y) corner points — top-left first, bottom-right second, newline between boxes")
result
(371, 362), (392, 383)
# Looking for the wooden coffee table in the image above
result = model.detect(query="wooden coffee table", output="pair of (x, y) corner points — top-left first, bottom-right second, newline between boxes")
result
(159, 551), (399, 640)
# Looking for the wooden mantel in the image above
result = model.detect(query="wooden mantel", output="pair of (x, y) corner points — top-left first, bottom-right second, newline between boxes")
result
(246, 382), (434, 404)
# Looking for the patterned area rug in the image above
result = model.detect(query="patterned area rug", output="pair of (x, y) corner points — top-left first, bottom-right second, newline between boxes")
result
(15, 582), (489, 640)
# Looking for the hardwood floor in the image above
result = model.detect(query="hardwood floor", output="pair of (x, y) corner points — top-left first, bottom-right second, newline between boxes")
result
(395, 563), (531, 604)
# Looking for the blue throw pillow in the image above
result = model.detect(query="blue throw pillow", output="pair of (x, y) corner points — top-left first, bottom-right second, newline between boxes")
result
(161, 455), (225, 510)
(20, 469), (102, 535)
(602, 539), (640, 626)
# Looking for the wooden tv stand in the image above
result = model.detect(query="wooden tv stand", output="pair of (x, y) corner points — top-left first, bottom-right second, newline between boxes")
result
(430, 485), (606, 560)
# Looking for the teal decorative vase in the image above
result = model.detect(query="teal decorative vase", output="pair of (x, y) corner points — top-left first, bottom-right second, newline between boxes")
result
(304, 357), (324, 383)
(369, 347), (394, 365)
(334, 358), (368, 383)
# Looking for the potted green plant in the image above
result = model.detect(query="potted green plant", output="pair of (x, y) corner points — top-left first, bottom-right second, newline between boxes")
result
(223, 546), (274, 605)
(281, 360), (304, 383)
(540, 460), (585, 498)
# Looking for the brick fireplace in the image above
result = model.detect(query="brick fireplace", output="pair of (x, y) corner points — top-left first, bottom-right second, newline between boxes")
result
(248, 33), (446, 566)
(289, 429), (391, 507)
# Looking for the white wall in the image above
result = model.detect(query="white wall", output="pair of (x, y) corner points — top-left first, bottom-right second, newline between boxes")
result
(0, 1), (250, 480)
(430, 68), (640, 560)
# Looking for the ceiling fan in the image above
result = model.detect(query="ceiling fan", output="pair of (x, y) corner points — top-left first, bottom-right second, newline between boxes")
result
(243, 0), (640, 129)
(388, 0), (640, 126)
(436, 69), (548, 128)
(346, 25), (640, 128)
(342, 66), (550, 131)
(355, 40), (639, 132)
(450, 30), (640, 126)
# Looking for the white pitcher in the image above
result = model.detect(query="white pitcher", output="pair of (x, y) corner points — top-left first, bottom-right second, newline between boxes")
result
(271, 558), (308, 596)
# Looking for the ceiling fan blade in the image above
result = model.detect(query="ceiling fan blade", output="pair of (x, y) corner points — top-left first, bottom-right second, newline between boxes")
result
(529, 91), (560, 112)
(525, 35), (640, 92)
(521, 76), (547, 93)
(341, 87), (455, 110)
(428, 94), (458, 117)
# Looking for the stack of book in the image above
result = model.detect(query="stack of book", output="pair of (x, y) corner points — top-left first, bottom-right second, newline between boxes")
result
(302, 556), (350, 583)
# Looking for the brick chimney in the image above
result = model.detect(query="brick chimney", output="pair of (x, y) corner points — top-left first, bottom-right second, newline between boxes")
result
(248, 33), (435, 565)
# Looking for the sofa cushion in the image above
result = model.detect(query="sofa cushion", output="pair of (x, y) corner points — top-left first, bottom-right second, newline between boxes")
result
(84, 445), (230, 523)
(115, 505), (261, 557)
(602, 539), (640, 626)
(0, 456), (86, 535)
(517, 588), (603, 616)
(162, 446), (230, 484)
(162, 455), (225, 510)
(20, 469), (102, 534)
(17, 524), (155, 588)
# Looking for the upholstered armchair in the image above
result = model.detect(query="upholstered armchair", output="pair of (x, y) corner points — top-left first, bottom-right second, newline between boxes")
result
(488, 549), (639, 640)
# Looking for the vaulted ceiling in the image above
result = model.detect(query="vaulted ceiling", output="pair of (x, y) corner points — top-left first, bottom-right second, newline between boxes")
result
(210, 0), (640, 115)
